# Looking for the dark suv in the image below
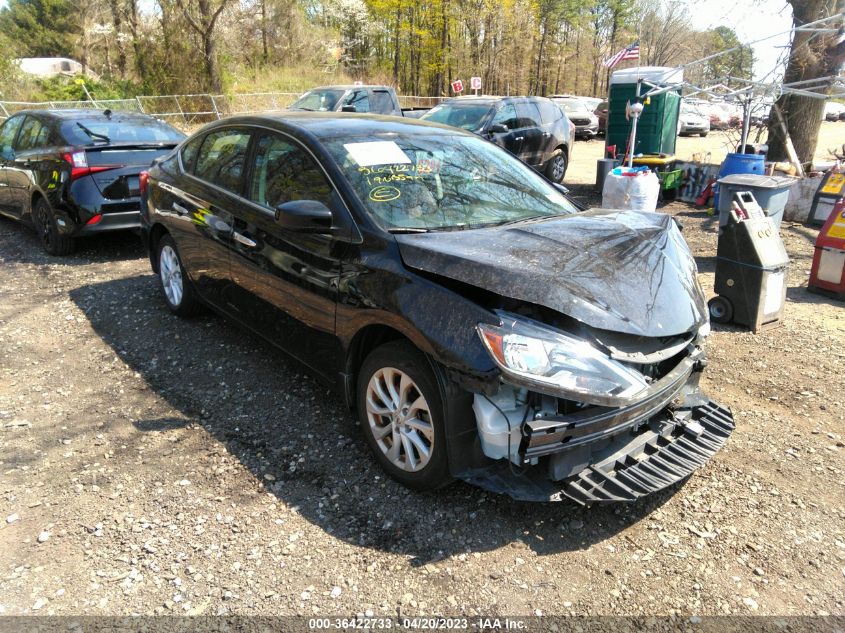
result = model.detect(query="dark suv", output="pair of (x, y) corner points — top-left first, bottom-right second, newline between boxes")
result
(420, 96), (572, 183)
(0, 109), (184, 255)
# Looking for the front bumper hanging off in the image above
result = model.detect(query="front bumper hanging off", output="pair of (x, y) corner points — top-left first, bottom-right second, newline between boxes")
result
(459, 401), (734, 505)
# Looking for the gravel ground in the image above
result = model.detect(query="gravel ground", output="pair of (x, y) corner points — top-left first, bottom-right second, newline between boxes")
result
(0, 182), (844, 618)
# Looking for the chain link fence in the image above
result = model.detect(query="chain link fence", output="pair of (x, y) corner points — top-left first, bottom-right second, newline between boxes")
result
(0, 92), (446, 129)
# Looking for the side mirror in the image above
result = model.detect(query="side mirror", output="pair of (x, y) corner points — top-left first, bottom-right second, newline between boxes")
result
(274, 200), (333, 233)
(341, 104), (357, 113)
(553, 183), (570, 196)
(488, 123), (509, 134)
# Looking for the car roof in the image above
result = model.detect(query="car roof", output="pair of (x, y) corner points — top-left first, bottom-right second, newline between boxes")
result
(215, 112), (477, 140)
(306, 85), (393, 91)
(11, 108), (162, 122)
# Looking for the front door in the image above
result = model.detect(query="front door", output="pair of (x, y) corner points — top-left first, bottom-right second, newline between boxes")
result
(227, 131), (346, 377)
(486, 102), (524, 158)
(159, 127), (251, 308)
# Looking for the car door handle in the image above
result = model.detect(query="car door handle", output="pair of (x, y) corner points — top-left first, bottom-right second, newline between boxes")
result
(233, 232), (257, 248)
(172, 202), (189, 215)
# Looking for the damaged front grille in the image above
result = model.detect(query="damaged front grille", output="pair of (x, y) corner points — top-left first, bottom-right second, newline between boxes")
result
(562, 402), (734, 505)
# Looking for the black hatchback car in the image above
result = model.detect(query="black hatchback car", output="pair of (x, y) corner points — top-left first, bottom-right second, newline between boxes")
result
(140, 113), (733, 505)
(0, 109), (184, 255)
(420, 96), (573, 183)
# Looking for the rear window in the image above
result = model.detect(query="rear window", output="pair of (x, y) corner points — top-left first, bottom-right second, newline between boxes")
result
(537, 100), (563, 125)
(61, 116), (185, 145)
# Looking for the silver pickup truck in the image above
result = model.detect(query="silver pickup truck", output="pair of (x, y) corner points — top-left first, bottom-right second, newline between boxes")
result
(288, 85), (429, 118)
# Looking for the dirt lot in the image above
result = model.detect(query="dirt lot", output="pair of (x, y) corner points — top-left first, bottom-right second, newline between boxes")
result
(0, 127), (844, 619)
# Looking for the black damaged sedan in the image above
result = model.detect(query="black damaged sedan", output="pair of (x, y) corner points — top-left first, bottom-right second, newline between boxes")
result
(140, 113), (734, 505)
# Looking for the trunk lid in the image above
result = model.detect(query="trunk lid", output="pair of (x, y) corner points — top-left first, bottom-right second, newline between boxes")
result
(86, 145), (176, 200)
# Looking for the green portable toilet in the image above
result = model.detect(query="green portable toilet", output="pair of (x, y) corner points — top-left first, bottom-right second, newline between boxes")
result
(606, 66), (683, 158)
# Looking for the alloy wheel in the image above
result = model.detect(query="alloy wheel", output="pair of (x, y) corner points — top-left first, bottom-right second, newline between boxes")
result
(365, 367), (434, 472)
(552, 155), (566, 182)
(159, 244), (184, 307)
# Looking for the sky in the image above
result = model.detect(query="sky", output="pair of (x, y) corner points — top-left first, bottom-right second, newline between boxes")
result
(676, 0), (794, 81)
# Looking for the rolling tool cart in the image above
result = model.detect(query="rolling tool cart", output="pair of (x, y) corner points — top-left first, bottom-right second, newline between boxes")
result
(708, 191), (790, 331)
(808, 198), (845, 300)
(806, 170), (845, 227)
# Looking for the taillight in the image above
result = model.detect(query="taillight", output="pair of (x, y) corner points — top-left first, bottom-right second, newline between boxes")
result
(139, 171), (149, 196)
(62, 150), (121, 181)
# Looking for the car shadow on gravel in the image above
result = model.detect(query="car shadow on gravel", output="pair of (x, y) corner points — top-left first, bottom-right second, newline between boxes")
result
(70, 275), (684, 564)
(0, 216), (144, 265)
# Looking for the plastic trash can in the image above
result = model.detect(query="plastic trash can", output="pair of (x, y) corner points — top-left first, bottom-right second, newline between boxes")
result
(717, 174), (797, 228)
(596, 158), (621, 192)
(714, 152), (766, 208)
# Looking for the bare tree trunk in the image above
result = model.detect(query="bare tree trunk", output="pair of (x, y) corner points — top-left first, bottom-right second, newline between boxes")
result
(766, 0), (845, 164)
(109, 0), (127, 77)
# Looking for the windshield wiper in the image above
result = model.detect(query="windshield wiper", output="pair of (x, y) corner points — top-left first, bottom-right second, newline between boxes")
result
(76, 122), (110, 143)
(387, 227), (430, 233)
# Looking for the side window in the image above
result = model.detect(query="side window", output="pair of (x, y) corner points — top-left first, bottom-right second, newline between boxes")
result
(15, 117), (46, 152)
(248, 133), (333, 210)
(0, 115), (26, 158)
(538, 100), (562, 125)
(515, 102), (542, 129)
(370, 91), (394, 114)
(180, 135), (203, 173)
(194, 128), (251, 194)
(491, 103), (519, 129)
(344, 90), (370, 113)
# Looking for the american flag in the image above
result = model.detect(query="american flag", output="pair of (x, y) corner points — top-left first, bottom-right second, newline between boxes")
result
(603, 41), (640, 69)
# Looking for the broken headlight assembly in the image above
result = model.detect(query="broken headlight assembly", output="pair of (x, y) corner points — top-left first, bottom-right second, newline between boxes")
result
(477, 314), (650, 407)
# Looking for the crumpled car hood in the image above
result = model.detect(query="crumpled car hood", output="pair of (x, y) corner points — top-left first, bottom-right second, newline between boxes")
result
(395, 209), (707, 337)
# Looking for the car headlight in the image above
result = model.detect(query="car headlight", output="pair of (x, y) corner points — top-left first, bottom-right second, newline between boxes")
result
(477, 315), (650, 407)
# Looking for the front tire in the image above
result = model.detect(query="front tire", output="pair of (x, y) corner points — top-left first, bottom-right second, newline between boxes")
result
(156, 234), (202, 317)
(545, 149), (568, 183)
(32, 198), (74, 256)
(356, 341), (451, 491)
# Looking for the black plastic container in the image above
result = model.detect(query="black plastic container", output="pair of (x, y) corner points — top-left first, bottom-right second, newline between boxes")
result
(709, 203), (790, 331)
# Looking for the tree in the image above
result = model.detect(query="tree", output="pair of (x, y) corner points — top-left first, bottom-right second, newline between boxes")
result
(175, 0), (232, 91)
(0, 0), (79, 58)
(767, 0), (845, 165)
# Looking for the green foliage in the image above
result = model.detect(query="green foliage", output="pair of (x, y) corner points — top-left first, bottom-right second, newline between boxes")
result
(0, 0), (79, 58)
(20, 75), (143, 102)
(706, 26), (754, 85)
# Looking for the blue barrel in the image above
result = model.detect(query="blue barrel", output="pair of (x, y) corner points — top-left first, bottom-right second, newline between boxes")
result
(714, 153), (765, 207)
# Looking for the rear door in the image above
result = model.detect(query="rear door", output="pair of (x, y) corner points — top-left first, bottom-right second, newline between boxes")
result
(0, 114), (27, 213)
(536, 99), (565, 164)
(157, 127), (251, 308)
(226, 130), (346, 376)
(514, 101), (544, 166)
(6, 115), (54, 218)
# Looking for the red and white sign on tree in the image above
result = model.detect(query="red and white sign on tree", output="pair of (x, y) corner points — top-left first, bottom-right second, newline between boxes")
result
(451, 79), (464, 93)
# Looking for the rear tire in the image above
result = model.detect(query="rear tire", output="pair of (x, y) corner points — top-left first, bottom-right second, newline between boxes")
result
(356, 341), (451, 491)
(700, 132), (709, 137)
(32, 198), (74, 256)
(545, 149), (568, 184)
(156, 234), (202, 317)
